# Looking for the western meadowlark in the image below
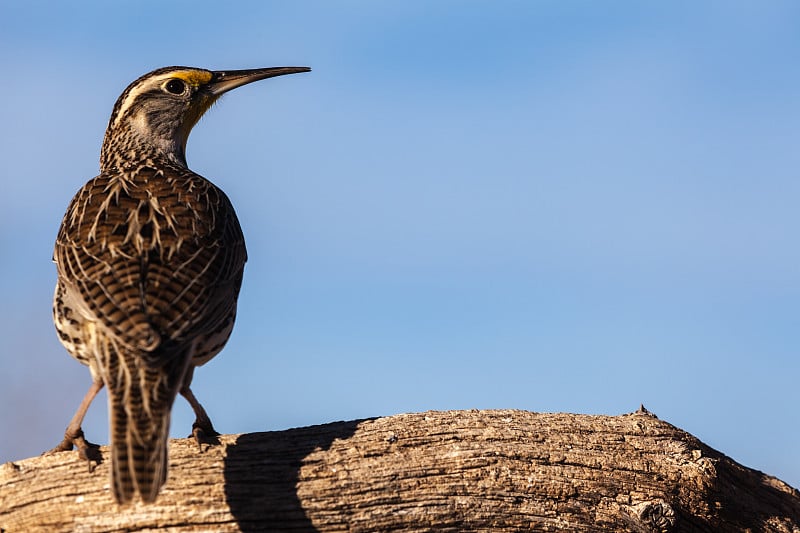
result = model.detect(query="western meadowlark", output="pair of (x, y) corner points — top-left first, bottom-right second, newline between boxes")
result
(50, 65), (310, 504)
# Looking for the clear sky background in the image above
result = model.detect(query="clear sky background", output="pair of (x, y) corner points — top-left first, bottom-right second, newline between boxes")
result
(1, 1), (798, 489)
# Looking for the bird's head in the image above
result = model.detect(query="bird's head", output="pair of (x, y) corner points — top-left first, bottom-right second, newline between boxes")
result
(100, 65), (310, 171)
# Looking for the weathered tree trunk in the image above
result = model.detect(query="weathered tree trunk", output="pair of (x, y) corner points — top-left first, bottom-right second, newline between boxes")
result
(1, 409), (798, 532)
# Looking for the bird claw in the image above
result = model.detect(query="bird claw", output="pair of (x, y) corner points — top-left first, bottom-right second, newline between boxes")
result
(75, 435), (103, 472)
(190, 421), (220, 452)
(45, 438), (75, 455)
(44, 428), (102, 472)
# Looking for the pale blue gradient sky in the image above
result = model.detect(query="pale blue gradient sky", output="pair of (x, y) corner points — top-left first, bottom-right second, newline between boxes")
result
(1, 1), (798, 488)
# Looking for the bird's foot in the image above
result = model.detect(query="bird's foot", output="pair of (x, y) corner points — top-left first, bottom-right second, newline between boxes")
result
(44, 428), (102, 472)
(190, 420), (220, 451)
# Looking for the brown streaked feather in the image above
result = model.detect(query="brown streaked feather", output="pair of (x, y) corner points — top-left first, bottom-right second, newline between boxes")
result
(54, 163), (247, 361)
(95, 334), (188, 504)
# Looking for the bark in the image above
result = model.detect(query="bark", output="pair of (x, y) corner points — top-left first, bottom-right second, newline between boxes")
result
(1, 408), (798, 532)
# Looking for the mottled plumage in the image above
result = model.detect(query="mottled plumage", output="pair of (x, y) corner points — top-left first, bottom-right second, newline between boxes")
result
(51, 65), (309, 503)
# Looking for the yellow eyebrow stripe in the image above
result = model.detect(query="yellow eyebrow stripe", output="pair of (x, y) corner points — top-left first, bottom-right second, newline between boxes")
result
(170, 70), (213, 87)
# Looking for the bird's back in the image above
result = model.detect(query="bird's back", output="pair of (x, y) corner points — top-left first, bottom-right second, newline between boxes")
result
(55, 164), (247, 361)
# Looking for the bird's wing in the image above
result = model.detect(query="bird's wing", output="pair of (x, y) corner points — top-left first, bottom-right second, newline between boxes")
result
(54, 168), (248, 359)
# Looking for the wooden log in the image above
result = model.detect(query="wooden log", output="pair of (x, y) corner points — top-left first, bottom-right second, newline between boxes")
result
(2, 408), (798, 532)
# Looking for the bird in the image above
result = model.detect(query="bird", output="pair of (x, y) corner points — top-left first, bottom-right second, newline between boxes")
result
(50, 65), (310, 504)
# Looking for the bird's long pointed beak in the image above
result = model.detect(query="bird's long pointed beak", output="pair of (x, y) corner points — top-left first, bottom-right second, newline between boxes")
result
(208, 67), (311, 95)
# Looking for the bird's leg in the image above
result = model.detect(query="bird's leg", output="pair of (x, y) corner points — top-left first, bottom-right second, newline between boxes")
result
(180, 374), (219, 450)
(46, 377), (104, 470)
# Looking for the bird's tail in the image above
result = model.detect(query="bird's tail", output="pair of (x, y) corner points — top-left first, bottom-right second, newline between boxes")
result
(102, 339), (189, 504)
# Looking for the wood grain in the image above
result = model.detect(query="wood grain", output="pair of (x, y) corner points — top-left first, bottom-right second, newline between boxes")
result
(2, 409), (798, 532)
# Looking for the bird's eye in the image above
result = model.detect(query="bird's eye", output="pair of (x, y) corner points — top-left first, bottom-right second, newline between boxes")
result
(164, 79), (186, 95)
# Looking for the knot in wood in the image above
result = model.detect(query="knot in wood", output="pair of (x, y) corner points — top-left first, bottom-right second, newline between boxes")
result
(633, 499), (677, 531)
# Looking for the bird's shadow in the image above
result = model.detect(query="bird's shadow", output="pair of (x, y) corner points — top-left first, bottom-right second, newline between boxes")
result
(223, 419), (365, 532)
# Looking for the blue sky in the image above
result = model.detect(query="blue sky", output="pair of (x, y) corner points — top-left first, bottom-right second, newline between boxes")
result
(1, 1), (798, 489)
